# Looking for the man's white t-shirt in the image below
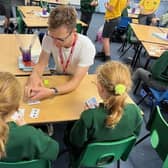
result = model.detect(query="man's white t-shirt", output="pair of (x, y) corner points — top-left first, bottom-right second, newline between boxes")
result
(42, 33), (96, 74)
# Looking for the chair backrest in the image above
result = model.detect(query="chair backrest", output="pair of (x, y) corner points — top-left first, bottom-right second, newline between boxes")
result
(0, 159), (51, 168)
(16, 7), (25, 33)
(150, 106), (168, 161)
(162, 154), (168, 168)
(39, 0), (50, 13)
(75, 136), (136, 168)
(117, 17), (132, 30)
(76, 23), (83, 33)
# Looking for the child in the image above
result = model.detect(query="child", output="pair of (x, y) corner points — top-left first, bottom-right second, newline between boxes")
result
(0, 72), (58, 162)
(80, 0), (98, 35)
(69, 61), (142, 162)
(138, 0), (160, 25)
(95, 0), (129, 61)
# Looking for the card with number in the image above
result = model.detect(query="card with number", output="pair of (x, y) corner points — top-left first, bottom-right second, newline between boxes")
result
(30, 108), (40, 119)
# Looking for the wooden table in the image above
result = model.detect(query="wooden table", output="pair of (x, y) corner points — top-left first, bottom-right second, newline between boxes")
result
(130, 23), (168, 45)
(141, 42), (168, 68)
(0, 34), (47, 76)
(18, 6), (87, 29)
(129, 24), (168, 68)
(33, 0), (69, 5)
(17, 75), (138, 124)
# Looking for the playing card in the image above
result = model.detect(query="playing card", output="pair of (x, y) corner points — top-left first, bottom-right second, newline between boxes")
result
(85, 97), (98, 109)
(30, 108), (40, 119)
(27, 100), (40, 105)
(11, 108), (25, 120)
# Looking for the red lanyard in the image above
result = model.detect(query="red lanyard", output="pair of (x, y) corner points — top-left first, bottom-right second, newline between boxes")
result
(58, 34), (77, 73)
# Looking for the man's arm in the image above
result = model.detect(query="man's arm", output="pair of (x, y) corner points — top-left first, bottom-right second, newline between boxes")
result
(25, 50), (50, 98)
(29, 66), (89, 100)
(31, 50), (50, 78)
(56, 66), (89, 94)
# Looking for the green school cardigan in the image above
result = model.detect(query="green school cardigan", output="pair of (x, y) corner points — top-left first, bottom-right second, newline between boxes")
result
(1, 122), (59, 162)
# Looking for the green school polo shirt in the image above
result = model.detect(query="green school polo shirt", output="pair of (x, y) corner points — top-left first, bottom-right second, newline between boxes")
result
(80, 0), (97, 13)
(1, 122), (59, 162)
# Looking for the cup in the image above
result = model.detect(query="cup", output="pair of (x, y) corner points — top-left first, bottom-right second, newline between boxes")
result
(42, 7), (47, 15)
(21, 48), (31, 62)
(131, 8), (136, 14)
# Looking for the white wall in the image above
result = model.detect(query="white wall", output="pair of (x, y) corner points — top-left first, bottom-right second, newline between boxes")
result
(69, 0), (80, 5)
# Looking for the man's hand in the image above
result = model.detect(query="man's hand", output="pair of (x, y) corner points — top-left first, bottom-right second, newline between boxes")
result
(24, 72), (43, 99)
(28, 87), (54, 100)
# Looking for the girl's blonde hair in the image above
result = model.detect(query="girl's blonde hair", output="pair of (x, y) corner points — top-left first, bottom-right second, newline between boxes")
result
(97, 61), (132, 128)
(0, 72), (21, 158)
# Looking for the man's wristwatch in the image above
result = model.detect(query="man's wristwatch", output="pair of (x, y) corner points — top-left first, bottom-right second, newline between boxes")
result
(50, 87), (58, 95)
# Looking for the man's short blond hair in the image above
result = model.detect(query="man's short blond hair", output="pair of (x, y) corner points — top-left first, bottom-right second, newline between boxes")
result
(48, 5), (77, 31)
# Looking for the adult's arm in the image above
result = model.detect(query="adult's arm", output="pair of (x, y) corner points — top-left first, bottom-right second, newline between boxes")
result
(25, 50), (50, 98)
(29, 65), (89, 100)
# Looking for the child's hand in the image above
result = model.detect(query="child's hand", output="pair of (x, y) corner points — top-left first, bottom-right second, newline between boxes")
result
(15, 117), (26, 126)
(84, 97), (99, 110)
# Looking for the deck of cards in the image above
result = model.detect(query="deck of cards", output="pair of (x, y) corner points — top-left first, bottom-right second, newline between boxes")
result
(85, 97), (98, 109)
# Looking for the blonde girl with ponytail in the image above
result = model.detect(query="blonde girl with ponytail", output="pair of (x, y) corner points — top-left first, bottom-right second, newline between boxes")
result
(69, 61), (142, 159)
(0, 72), (58, 162)
(0, 72), (21, 159)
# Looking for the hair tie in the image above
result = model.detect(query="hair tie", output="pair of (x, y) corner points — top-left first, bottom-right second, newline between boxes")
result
(114, 84), (126, 95)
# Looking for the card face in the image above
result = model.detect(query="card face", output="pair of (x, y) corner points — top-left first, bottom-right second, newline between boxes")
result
(11, 108), (25, 120)
(27, 100), (40, 105)
(85, 97), (98, 109)
(30, 108), (40, 119)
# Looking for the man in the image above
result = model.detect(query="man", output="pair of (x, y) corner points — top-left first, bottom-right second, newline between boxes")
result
(25, 6), (96, 100)
(95, 0), (128, 61)
(138, 0), (160, 25)
(80, 0), (98, 35)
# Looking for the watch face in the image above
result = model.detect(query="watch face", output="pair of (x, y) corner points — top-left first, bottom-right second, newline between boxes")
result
(51, 87), (58, 95)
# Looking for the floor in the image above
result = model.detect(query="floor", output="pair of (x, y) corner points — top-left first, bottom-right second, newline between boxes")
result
(1, 2), (167, 168)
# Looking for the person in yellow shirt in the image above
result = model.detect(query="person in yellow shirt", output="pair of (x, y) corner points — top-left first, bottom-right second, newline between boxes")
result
(95, 0), (129, 61)
(139, 0), (160, 25)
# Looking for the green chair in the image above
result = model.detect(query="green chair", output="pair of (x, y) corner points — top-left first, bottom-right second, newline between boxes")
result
(16, 7), (25, 34)
(150, 106), (168, 162)
(118, 25), (139, 58)
(163, 154), (168, 168)
(0, 159), (51, 168)
(136, 106), (168, 167)
(72, 136), (136, 168)
(39, 0), (50, 13)
(76, 23), (83, 33)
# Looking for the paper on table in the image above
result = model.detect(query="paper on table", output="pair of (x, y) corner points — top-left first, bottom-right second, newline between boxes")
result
(152, 32), (168, 41)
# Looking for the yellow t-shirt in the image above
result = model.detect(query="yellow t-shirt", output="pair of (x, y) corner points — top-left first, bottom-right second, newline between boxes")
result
(139, 0), (160, 14)
(105, 0), (127, 20)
